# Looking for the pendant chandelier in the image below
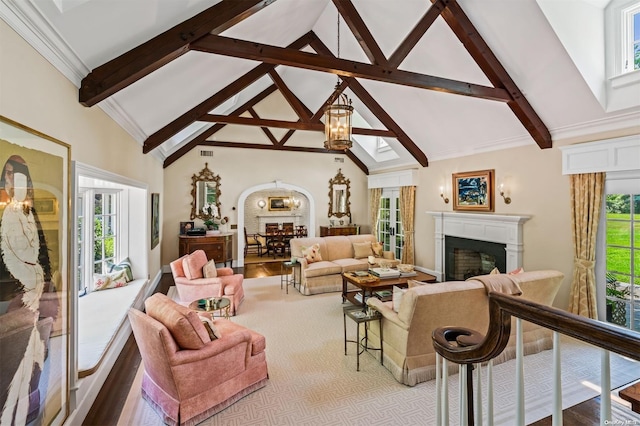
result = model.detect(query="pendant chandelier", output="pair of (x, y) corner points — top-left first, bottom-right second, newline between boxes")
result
(324, 12), (353, 151)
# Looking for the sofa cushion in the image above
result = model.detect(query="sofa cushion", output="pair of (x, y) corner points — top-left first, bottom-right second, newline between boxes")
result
(324, 236), (353, 260)
(145, 293), (210, 350)
(302, 244), (322, 263)
(303, 261), (343, 278)
(183, 250), (208, 280)
(353, 242), (374, 259)
(333, 258), (368, 273)
(215, 318), (266, 355)
(203, 260), (218, 278)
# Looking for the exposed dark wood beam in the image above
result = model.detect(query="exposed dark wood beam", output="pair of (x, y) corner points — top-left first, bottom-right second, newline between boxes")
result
(163, 85), (278, 168)
(388, 0), (445, 68)
(310, 34), (429, 167)
(199, 114), (396, 137)
(267, 69), (312, 121)
(191, 34), (511, 102)
(202, 140), (352, 154)
(79, 0), (277, 106)
(437, 0), (551, 149)
(311, 80), (349, 121)
(333, 0), (387, 66)
(344, 150), (369, 174)
(145, 33), (313, 153)
(248, 108), (279, 145)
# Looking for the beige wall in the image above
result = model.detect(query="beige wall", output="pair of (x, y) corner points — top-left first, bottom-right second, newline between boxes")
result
(0, 20), (164, 277)
(161, 147), (368, 264)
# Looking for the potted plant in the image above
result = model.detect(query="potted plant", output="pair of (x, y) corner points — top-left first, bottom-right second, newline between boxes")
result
(203, 216), (228, 231)
(605, 273), (629, 326)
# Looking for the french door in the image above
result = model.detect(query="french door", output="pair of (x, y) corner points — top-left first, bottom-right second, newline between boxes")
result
(378, 188), (404, 260)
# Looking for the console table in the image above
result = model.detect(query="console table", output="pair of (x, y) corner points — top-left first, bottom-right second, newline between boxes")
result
(320, 225), (359, 236)
(178, 233), (234, 267)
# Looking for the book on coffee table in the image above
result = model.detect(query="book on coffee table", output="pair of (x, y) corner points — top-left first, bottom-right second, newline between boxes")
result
(369, 268), (401, 278)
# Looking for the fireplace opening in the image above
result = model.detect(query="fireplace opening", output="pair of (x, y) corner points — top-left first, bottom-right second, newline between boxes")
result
(445, 236), (507, 281)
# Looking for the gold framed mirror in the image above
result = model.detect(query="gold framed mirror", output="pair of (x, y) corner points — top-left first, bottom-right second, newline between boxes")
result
(328, 168), (351, 219)
(190, 163), (221, 221)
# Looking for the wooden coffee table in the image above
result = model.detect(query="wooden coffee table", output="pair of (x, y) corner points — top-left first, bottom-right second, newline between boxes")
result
(342, 271), (437, 308)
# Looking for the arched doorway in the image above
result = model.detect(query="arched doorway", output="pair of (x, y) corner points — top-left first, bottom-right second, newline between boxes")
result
(236, 181), (315, 267)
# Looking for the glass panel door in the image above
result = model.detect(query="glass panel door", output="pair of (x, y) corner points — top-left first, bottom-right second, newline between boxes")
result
(378, 189), (404, 261)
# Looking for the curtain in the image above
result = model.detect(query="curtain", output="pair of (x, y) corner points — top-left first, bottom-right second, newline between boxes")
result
(399, 186), (416, 265)
(568, 172), (605, 319)
(369, 188), (382, 239)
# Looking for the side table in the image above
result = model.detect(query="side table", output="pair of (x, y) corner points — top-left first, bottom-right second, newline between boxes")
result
(189, 297), (231, 320)
(281, 261), (301, 293)
(343, 306), (383, 371)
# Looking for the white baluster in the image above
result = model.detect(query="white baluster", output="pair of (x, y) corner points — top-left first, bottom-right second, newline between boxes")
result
(436, 354), (442, 425)
(487, 360), (494, 426)
(475, 363), (483, 426)
(516, 318), (525, 426)
(552, 332), (563, 426)
(601, 349), (611, 423)
(460, 364), (468, 425)
(443, 358), (449, 425)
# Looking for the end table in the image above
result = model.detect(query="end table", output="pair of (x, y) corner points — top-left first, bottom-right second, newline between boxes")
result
(343, 306), (383, 371)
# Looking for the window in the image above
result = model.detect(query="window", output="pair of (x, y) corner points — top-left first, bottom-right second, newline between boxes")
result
(77, 193), (85, 295)
(605, 193), (639, 330)
(377, 188), (404, 260)
(623, 4), (640, 72)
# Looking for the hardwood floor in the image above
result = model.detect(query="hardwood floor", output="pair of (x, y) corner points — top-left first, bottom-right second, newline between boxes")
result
(83, 259), (603, 425)
(83, 261), (281, 425)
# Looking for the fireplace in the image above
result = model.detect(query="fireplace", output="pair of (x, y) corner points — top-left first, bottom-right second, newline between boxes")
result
(445, 236), (506, 281)
(428, 212), (530, 281)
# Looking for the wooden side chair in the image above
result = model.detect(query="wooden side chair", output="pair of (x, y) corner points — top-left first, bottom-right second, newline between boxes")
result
(244, 227), (263, 257)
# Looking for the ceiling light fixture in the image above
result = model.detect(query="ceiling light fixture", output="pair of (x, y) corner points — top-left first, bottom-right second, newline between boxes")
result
(324, 11), (353, 151)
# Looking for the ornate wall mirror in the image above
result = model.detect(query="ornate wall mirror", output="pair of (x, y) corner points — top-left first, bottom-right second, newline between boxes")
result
(190, 163), (221, 220)
(328, 168), (351, 219)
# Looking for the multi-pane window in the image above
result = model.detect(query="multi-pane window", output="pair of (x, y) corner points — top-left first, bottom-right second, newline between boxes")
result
(605, 193), (639, 330)
(623, 4), (640, 72)
(93, 192), (117, 275)
(377, 189), (404, 261)
(77, 194), (85, 295)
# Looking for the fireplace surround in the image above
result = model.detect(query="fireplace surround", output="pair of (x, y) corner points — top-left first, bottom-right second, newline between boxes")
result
(428, 212), (530, 281)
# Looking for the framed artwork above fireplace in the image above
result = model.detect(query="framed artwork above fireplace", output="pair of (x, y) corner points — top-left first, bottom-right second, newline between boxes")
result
(452, 169), (495, 212)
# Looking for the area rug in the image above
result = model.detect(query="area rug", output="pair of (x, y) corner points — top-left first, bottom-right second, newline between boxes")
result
(118, 276), (640, 425)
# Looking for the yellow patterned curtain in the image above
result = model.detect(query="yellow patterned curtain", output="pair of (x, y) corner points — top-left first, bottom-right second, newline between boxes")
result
(369, 188), (382, 238)
(568, 172), (605, 318)
(399, 186), (416, 264)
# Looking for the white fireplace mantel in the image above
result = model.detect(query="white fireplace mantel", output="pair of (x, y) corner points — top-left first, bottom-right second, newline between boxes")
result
(427, 211), (530, 281)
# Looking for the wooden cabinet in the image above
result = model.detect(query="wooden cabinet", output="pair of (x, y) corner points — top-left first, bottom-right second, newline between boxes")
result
(319, 226), (360, 237)
(179, 233), (234, 267)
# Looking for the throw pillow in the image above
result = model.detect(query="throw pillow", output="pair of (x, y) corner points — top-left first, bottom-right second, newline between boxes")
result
(508, 267), (525, 275)
(145, 293), (210, 350)
(490, 267), (500, 275)
(110, 257), (133, 282)
(94, 270), (129, 291)
(203, 259), (217, 278)
(371, 241), (383, 257)
(302, 243), (322, 263)
(353, 242), (373, 259)
(392, 285), (406, 313)
(182, 250), (208, 280)
(407, 279), (425, 289)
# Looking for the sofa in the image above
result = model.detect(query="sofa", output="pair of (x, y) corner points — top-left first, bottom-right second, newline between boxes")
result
(289, 234), (399, 295)
(365, 270), (564, 386)
(128, 293), (268, 426)
(170, 250), (244, 315)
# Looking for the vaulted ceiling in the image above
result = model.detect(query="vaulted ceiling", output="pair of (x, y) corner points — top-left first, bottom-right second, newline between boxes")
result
(2, 0), (637, 174)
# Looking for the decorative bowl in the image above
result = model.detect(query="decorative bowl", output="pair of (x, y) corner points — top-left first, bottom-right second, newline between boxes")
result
(397, 264), (414, 273)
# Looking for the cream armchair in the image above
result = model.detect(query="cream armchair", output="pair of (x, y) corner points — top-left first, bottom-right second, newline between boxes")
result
(365, 270), (564, 386)
(170, 250), (244, 315)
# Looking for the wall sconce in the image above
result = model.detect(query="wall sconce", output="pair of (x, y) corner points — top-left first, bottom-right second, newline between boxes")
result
(439, 186), (449, 204)
(292, 198), (301, 209)
(499, 184), (512, 204)
(257, 199), (266, 209)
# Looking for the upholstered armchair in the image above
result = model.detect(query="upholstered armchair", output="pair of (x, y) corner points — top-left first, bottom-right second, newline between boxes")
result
(128, 293), (268, 426)
(170, 250), (244, 315)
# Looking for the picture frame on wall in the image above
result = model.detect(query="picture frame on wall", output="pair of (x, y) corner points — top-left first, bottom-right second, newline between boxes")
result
(268, 196), (291, 211)
(180, 221), (194, 235)
(0, 115), (71, 425)
(452, 169), (495, 212)
(151, 193), (160, 249)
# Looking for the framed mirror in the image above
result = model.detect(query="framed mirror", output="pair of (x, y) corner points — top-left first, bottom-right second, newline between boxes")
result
(190, 163), (221, 221)
(328, 168), (351, 219)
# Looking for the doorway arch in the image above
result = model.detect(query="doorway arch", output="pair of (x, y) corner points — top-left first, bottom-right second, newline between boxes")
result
(236, 181), (316, 267)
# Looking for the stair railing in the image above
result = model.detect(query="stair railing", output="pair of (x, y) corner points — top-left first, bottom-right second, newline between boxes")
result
(432, 292), (640, 426)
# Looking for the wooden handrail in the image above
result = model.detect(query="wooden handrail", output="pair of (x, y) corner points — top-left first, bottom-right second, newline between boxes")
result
(433, 292), (640, 365)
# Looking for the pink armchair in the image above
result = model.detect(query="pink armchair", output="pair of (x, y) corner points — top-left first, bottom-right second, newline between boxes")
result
(170, 250), (244, 315)
(128, 293), (268, 426)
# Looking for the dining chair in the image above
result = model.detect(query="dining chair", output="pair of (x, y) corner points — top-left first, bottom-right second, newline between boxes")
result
(267, 229), (287, 258)
(244, 227), (263, 257)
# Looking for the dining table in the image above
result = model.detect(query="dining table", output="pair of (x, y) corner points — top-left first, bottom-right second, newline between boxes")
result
(256, 231), (297, 258)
